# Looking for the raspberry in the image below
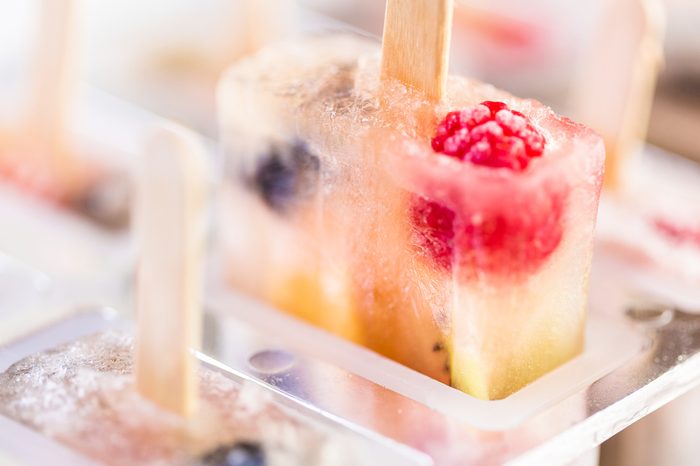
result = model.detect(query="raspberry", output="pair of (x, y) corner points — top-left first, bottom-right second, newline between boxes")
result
(412, 102), (564, 277)
(431, 101), (545, 171)
(411, 199), (455, 270)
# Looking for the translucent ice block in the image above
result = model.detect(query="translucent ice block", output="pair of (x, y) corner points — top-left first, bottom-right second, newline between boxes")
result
(217, 35), (604, 399)
(0, 330), (424, 466)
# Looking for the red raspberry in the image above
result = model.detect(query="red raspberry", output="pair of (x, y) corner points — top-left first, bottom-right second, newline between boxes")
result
(411, 199), (455, 270)
(431, 101), (545, 171)
(411, 101), (564, 277)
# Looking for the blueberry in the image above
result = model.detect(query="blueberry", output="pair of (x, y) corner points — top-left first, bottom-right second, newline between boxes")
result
(247, 140), (319, 213)
(199, 441), (265, 466)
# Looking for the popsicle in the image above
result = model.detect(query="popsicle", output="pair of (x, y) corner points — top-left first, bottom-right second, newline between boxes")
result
(576, 0), (700, 297)
(0, 331), (388, 466)
(217, 27), (604, 398)
(0, 0), (127, 226)
(571, 0), (665, 189)
(0, 0), (82, 198)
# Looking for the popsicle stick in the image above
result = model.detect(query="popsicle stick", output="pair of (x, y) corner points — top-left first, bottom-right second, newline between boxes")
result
(135, 123), (209, 417)
(570, 0), (665, 189)
(23, 0), (80, 161)
(380, 0), (454, 101)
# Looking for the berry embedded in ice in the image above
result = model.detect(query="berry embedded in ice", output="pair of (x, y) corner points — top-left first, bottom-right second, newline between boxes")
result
(412, 102), (564, 277)
(412, 193), (564, 276)
(431, 101), (545, 171)
(200, 441), (265, 466)
(410, 199), (456, 271)
(248, 140), (320, 213)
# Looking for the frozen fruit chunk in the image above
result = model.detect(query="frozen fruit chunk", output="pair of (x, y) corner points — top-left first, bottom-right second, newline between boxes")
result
(431, 101), (545, 170)
(410, 198), (455, 271)
(412, 103), (564, 277)
(245, 140), (319, 214)
(412, 193), (564, 277)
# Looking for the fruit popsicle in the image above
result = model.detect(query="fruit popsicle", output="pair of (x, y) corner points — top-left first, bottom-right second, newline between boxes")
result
(217, 35), (605, 399)
(0, 331), (380, 466)
(0, 0), (82, 198)
(0, 0), (128, 226)
(570, 0), (664, 189)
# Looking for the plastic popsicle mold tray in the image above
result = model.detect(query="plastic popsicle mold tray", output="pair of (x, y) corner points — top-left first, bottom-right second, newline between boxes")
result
(4, 276), (699, 466)
(1, 120), (699, 466)
(2, 240), (700, 465)
(210, 138), (700, 462)
(202, 257), (700, 466)
(0, 311), (432, 466)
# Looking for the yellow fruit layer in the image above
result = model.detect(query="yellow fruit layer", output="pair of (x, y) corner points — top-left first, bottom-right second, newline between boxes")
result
(268, 271), (362, 344)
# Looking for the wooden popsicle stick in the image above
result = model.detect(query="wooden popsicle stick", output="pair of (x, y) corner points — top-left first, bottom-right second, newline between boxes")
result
(134, 123), (209, 417)
(570, 0), (665, 189)
(23, 0), (80, 160)
(380, 0), (454, 102)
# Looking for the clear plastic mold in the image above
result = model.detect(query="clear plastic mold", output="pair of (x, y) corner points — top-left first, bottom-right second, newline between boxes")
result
(3, 149), (700, 464)
(0, 311), (431, 466)
(594, 145), (700, 466)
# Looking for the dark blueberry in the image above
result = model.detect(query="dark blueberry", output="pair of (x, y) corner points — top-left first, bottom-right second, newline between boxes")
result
(248, 140), (319, 213)
(198, 441), (265, 466)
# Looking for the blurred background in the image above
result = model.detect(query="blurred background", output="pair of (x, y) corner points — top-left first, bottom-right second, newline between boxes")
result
(0, 0), (697, 159)
(0, 2), (698, 465)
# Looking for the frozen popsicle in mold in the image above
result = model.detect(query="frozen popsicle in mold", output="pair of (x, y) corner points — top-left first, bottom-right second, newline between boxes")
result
(0, 0), (128, 227)
(217, 25), (605, 398)
(571, 0), (664, 189)
(0, 331), (391, 466)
